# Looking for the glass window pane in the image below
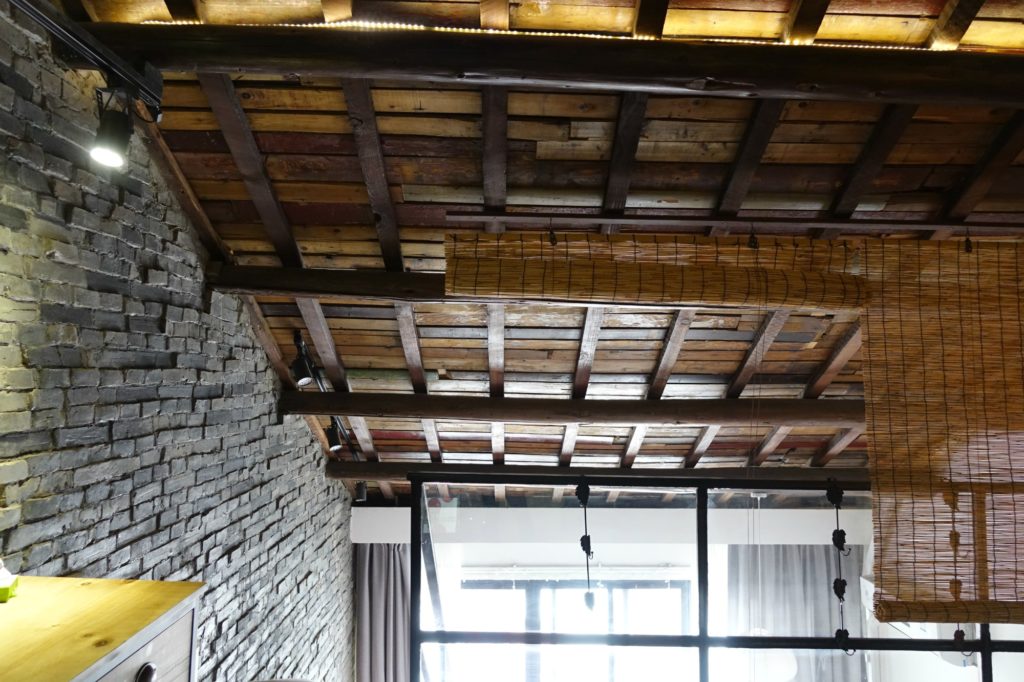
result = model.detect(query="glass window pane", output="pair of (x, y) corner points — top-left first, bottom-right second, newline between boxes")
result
(991, 623), (1024, 681)
(711, 648), (981, 682)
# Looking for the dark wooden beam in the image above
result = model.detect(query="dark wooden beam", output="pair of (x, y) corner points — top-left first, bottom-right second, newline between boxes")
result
(341, 79), (404, 272)
(479, 0), (509, 30)
(482, 86), (508, 234)
(326, 460), (870, 485)
(946, 111), (1024, 220)
(164, 0), (198, 21)
(322, 0), (353, 22)
(395, 302), (441, 462)
(560, 307), (605, 465)
(718, 99), (786, 215)
(804, 322), (862, 399)
(832, 104), (918, 218)
(282, 392), (866, 427)
(749, 426), (793, 466)
(632, 0), (671, 38)
(198, 72), (303, 267)
(927, 0), (986, 51)
(782, 0), (831, 45)
(811, 425), (865, 466)
(85, 24), (1024, 108)
(602, 92), (649, 233)
(727, 310), (790, 399)
(488, 304), (505, 465)
(58, 0), (91, 22)
(686, 425), (721, 467)
(209, 265), (446, 302)
(446, 211), (1024, 236)
(623, 310), (696, 467)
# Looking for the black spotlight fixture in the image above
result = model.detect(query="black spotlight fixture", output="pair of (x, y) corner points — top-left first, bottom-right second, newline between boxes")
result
(325, 424), (345, 453)
(91, 89), (133, 168)
(291, 331), (317, 388)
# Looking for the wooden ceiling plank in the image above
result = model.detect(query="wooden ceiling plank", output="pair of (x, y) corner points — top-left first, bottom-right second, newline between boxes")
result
(804, 322), (862, 399)
(488, 304), (506, 465)
(927, 0), (986, 51)
(322, 0), (353, 23)
(198, 72), (304, 268)
(718, 98), (786, 215)
(602, 92), (649, 233)
(811, 425), (865, 466)
(281, 393), (866, 427)
(341, 78), (404, 272)
(89, 24), (1024, 108)
(946, 111), (1024, 220)
(480, 0), (509, 30)
(782, 0), (831, 45)
(560, 307), (605, 466)
(482, 86), (508, 234)
(831, 103), (918, 218)
(632, 0), (671, 38)
(623, 310), (696, 467)
(395, 302), (442, 463)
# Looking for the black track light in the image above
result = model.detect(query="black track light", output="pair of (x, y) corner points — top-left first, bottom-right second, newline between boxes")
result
(290, 356), (314, 388)
(325, 424), (344, 453)
(354, 481), (368, 503)
(91, 104), (132, 168)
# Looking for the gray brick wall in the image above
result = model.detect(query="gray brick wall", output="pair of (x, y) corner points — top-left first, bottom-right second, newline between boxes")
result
(0, 4), (354, 681)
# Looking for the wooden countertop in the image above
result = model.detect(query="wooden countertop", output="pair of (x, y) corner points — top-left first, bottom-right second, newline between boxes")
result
(0, 576), (203, 681)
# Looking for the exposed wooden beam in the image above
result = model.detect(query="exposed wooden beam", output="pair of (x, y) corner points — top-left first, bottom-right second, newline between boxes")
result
(811, 425), (865, 466)
(446, 211), (1023, 236)
(632, 0), (671, 38)
(623, 310), (696, 467)
(560, 307), (605, 465)
(727, 310), (790, 399)
(197, 72), (303, 267)
(482, 86), (508, 229)
(804, 322), (862, 399)
(488, 304), (506, 465)
(832, 104), (918, 218)
(602, 92), (649, 233)
(86, 24), (1024, 108)
(326, 460), (870, 485)
(210, 265), (445, 302)
(718, 99), (786, 215)
(686, 425), (720, 467)
(282, 392), (866, 427)
(295, 297), (348, 388)
(749, 426), (793, 466)
(946, 111), (1024, 220)
(479, 0), (509, 30)
(927, 0), (985, 51)
(59, 0), (91, 22)
(395, 302), (441, 462)
(164, 0), (198, 21)
(782, 0), (831, 45)
(321, 0), (353, 23)
(341, 79), (404, 272)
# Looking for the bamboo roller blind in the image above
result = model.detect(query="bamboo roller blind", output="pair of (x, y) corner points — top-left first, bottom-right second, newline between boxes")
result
(446, 233), (1024, 623)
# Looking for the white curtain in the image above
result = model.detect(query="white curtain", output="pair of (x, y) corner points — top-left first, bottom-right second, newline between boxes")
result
(357, 544), (410, 682)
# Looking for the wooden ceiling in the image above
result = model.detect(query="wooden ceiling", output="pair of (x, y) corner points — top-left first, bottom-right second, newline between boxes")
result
(65, 1), (1024, 501)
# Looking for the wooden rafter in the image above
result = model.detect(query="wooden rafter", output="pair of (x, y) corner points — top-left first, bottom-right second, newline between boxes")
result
(482, 86), (508, 233)
(927, 0), (986, 51)
(632, 0), (671, 38)
(86, 24), (1024, 108)
(782, 0), (831, 45)
(488, 304), (506, 466)
(623, 310), (696, 467)
(321, 0), (353, 23)
(832, 104), (918, 219)
(395, 302), (442, 463)
(748, 320), (862, 466)
(687, 310), (790, 467)
(282, 392), (865, 427)
(812, 425), (865, 466)
(601, 92), (649, 233)
(341, 78), (404, 272)
(947, 112), (1024, 220)
(479, 0), (509, 30)
(560, 307), (605, 465)
(717, 99), (786, 216)
(164, 0), (198, 21)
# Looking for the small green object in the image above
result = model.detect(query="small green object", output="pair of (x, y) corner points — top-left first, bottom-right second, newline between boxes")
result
(0, 575), (18, 603)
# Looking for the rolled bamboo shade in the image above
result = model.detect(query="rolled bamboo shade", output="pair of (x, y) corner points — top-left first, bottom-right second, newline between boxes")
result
(445, 234), (865, 311)
(863, 240), (1024, 623)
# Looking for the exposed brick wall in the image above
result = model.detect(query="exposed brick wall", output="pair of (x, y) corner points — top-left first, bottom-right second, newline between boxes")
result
(0, 4), (354, 681)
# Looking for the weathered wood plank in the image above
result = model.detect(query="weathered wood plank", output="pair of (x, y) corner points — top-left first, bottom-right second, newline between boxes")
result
(927, 0), (986, 50)
(804, 322), (862, 399)
(783, 0), (831, 45)
(633, 0), (671, 38)
(718, 99), (786, 215)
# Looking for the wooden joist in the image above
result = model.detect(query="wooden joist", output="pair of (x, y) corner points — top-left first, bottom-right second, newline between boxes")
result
(479, 0), (509, 30)
(718, 99), (786, 215)
(481, 86), (508, 226)
(326, 461), (871, 485)
(946, 112), (1024, 220)
(832, 104), (918, 219)
(321, 0), (353, 23)
(623, 310), (696, 467)
(812, 425), (865, 467)
(782, 0), (831, 45)
(488, 304), (505, 465)
(341, 79), (404, 272)
(602, 92), (649, 230)
(804, 322), (862, 399)
(85, 24), (1024, 108)
(560, 307), (605, 465)
(281, 392), (865, 427)
(927, 0), (986, 51)
(395, 302), (441, 463)
(632, 0), (671, 38)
